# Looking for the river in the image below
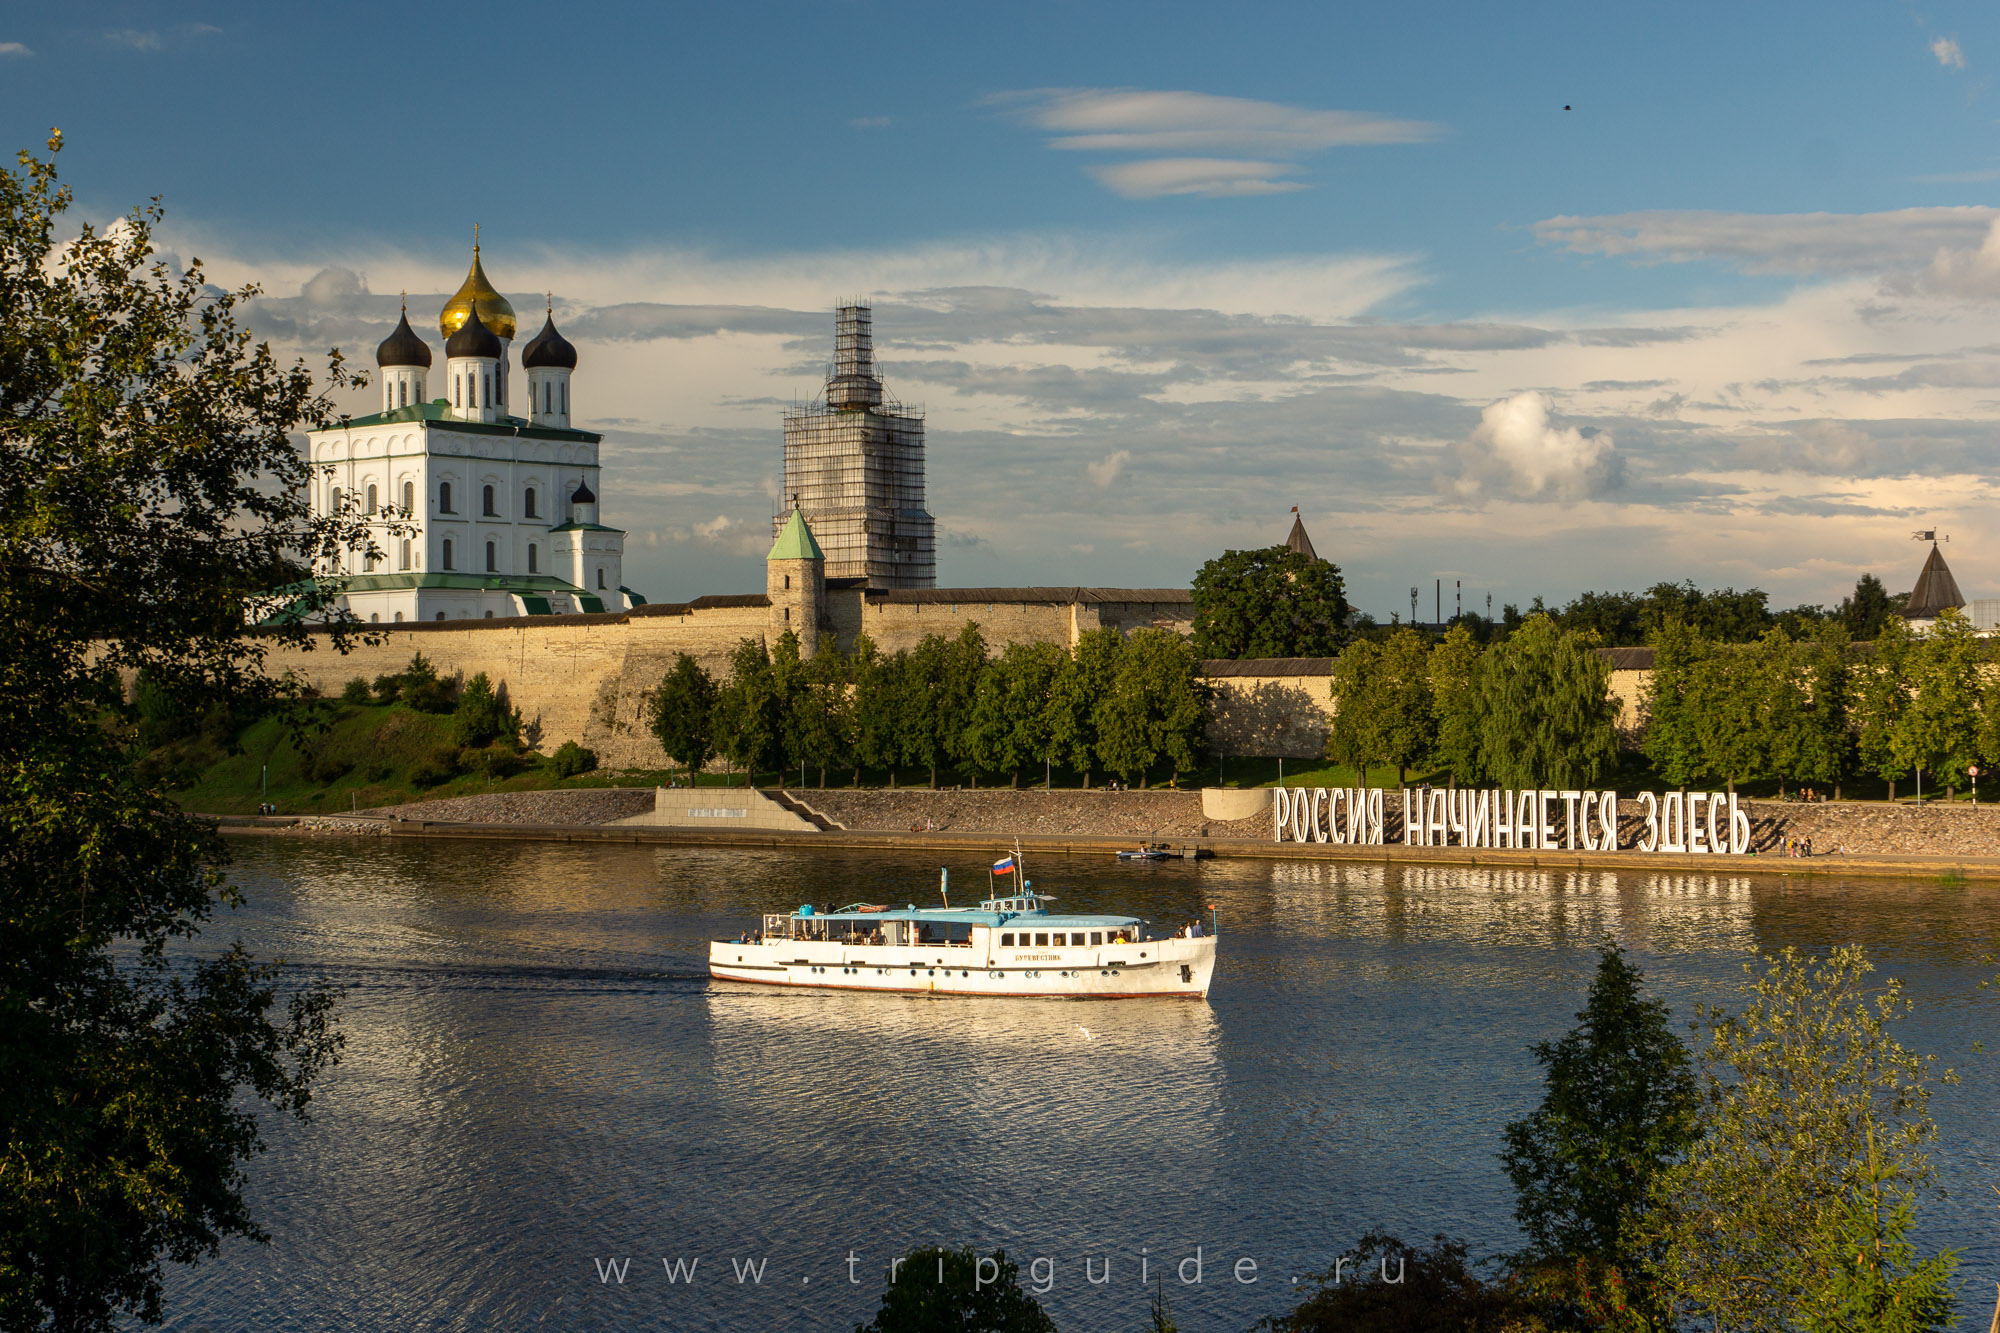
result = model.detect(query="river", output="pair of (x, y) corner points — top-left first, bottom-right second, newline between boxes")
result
(157, 838), (2000, 1331)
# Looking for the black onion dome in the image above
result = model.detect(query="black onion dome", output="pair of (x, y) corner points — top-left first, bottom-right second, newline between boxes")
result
(570, 477), (596, 505)
(445, 302), (502, 360)
(375, 309), (433, 368)
(522, 310), (578, 369)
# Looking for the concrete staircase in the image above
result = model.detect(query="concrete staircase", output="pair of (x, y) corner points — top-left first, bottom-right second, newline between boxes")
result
(772, 790), (849, 831)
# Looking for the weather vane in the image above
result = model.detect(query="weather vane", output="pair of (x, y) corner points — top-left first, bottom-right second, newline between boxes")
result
(1912, 529), (1947, 543)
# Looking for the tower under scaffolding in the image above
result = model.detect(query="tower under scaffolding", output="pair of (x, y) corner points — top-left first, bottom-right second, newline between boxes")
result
(778, 304), (936, 588)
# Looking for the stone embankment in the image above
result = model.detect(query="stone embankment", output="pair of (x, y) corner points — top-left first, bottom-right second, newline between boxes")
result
(272, 787), (2000, 861)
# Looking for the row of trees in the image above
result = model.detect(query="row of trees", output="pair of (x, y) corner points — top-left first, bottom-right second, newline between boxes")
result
(1325, 617), (1622, 790)
(1645, 609), (1994, 798)
(647, 625), (1210, 788)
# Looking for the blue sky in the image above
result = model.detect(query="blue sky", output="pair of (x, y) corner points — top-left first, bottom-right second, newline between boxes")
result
(7, 1), (2000, 614)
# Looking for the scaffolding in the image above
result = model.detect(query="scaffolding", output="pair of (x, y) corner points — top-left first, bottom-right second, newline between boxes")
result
(778, 303), (936, 588)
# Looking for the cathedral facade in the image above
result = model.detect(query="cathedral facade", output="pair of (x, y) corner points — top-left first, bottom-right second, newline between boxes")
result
(301, 243), (641, 624)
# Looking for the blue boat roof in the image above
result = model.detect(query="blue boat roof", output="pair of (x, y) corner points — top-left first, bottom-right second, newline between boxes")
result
(794, 906), (1141, 928)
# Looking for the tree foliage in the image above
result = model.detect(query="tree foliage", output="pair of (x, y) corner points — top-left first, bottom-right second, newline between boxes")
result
(1191, 545), (1349, 659)
(1474, 615), (1619, 790)
(2, 134), (348, 1330)
(1258, 1231), (1551, 1333)
(1500, 943), (1697, 1323)
(1642, 946), (1957, 1331)
(855, 1247), (1056, 1333)
(647, 652), (718, 776)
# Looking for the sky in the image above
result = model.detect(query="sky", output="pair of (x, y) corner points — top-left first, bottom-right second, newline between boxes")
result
(7, 0), (2000, 617)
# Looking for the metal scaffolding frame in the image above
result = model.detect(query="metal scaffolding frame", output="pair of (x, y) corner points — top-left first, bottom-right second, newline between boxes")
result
(778, 303), (936, 588)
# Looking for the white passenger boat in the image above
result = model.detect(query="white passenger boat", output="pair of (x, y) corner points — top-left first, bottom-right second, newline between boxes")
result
(708, 858), (1216, 999)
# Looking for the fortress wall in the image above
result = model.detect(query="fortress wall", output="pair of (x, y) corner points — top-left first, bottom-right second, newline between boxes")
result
(1202, 671), (1335, 760)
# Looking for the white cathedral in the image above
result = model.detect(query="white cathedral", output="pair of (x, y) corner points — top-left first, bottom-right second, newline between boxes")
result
(300, 242), (641, 624)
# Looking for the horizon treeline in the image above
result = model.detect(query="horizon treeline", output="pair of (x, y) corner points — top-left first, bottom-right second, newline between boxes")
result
(646, 625), (1209, 789)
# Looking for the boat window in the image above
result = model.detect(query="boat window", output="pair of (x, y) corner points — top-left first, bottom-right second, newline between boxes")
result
(1001, 933), (1014, 947)
(1090, 931), (1103, 946)
(1035, 933), (1048, 947)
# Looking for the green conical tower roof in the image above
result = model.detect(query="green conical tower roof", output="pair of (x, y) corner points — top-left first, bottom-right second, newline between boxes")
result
(767, 509), (824, 561)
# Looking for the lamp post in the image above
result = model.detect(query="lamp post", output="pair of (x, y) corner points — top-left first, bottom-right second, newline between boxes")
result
(1972, 765), (1980, 806)
(1409, 586), (1419, 625)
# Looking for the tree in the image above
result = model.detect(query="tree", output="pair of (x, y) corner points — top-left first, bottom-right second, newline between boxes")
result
(1046, 628), (1124, 787)
(1839, 572), (1895, 641)
(1095, 628), (1207, 787)
(794, 633), (851, 787)
(711, 638), (783, 783)
(855, 1246), (1056, 1333)
(1855, 615), (1913, 800)
(1790, 621), (1856, 799)
(1375, 628), (1435, 785)
(850, 637), (904, 786)
(1191, 545), (1350, 659)
(449, 671), (514, 749)
(937, 623), (990, 783)
(647, 652), (718, 780)
(1325, 638), (1388, 787)
(1, 135), (348, 1330)
(963, 640), (1064, 786)
(1893, 607), (1981, 799)
(1640, 618), (1711, 787)
(1475, 616), (1619, 790)
(1429, 624), (1485, 784)
(899, 633), (953, 788)
(1500, 943), (1697, 1324)
(1258, 1232), (1550, 1332)
(1642, 946), (1957, 1331)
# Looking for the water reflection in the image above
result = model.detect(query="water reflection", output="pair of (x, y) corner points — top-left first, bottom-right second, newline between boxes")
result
(149, 840), (2000, 1332)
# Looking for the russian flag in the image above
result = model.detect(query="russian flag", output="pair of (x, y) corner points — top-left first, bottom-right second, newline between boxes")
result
(992, 856), (1016, 874)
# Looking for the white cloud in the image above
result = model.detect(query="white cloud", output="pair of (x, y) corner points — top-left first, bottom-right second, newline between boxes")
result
(1532, 206), (1998, 276)
(1908, 217), (2000, 298)
(998, 87), (1439, 201)
(104, 28), (163, 49)
(692, 515), (736, 540)
(849, 116), (892, 129)
(1086, 449), (1132, 487)
(0, 42), (32, 57)
(1450, 392), (1621, 503)
(1932, 36), (1966, 70)
(1089, 158), (1304, 199)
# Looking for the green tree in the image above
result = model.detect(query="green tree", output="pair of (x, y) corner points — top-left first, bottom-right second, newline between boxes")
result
(1643, 946), (1957, 1331)
(1681, 635), (1779, 793)
(1429, 623), (1486, 784)
(1854, 614), (1913, 799)
(1839, 572), (1896, 641)
(1191, 545), (1350, 659)
(1374, 627), (1435, 785)
(792, 634), (851, 787)
(1258, 1232), (1550, 1332)
(1893, 607), (1982, 799)
(938, 623), (990, 783)
(1475, 616), (1619, 790)
(1500, 943), (1697, 1324)
(449, 671), (514, 749)
(899, 633), (953, 787)
(1094, 628), (1207, 787)
(1046, 628), (1124, 787)
(712, 638), (783, 784)
(1790, 621), (1857, 799)
(855, 1246), (1056, 1333)
(1640, 618), (1711, 787)
(851, 639), (905, 786)
(1, 134), (348, 1330)
(1326, 638), (1388, 786)
(647, 652), (718, 780)
(963, 640), (1064, 786)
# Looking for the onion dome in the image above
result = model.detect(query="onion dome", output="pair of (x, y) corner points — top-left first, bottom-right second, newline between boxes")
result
(445, 302), (502, 360)
(439, 240), (517, 340)
(375, 302), (433, 369)
(522, 307), (578, 370)
(570, 478), (596, 505)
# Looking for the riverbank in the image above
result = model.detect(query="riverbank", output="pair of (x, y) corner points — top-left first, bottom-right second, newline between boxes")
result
(210, 788), (2000, 883)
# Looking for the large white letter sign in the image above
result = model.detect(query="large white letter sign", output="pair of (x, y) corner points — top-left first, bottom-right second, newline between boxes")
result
(1273, 787), (1291, 843)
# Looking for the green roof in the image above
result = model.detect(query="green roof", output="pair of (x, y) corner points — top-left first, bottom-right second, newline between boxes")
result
(320, 400), (602, 444)
(767, 509), (824, 562)
(324, 572), (586, 594)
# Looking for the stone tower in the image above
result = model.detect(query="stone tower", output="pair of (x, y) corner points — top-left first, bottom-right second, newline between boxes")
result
(767, 508), (826, 656)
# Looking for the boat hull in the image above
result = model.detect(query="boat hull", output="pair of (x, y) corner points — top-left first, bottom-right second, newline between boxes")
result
(709, 937), (1216, 999)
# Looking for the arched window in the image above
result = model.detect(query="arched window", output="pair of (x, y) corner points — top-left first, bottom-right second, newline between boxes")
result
(527, 543), (538, 574)
(453, 376), (461, 408)
(485, 541), (496, 572)
(544, 381), (552, 414)
(483, 485), (496, 516)
(394, 611), (404, 622)
(524, 487), (537, 519)
(402, 481), (414, 512)
(597, 568), (606, 589)
(399, 539), (412, 571)
(435, 611), (445, 621)
(366, 484), (378, 514)
(370, 612), (380, 623)
(560, 382), (567, 415)
(439, 481), (453, 514)
(329, 485), (341, 513)
(484, 610), (494, 619)
(442, 539), (454, 570)
(483, 373), (491, 406)
(399, 381), (409, 407)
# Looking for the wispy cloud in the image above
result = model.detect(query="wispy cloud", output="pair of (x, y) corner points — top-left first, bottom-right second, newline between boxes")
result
(1085, 449), (1132, 487)
(1907, 165), (2000, 184)
(1089, 157), (1304, 199)
(0, 41), (32, 57)
(1532, 206), (1998, 276)
(1932, 35), (1966, 70)
(105, 28), (164, 50)
(849, 116), (891, 129)
(996, 87), (1440, 200)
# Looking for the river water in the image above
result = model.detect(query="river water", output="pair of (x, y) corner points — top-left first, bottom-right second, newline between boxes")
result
(157, 838), (1999, 1331)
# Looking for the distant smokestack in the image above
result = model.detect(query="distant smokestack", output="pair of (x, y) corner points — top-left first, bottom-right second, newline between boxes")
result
(826, 303), (882, 410)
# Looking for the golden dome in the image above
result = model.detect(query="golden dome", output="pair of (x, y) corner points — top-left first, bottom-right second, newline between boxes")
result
(439, 244), (516, 341)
